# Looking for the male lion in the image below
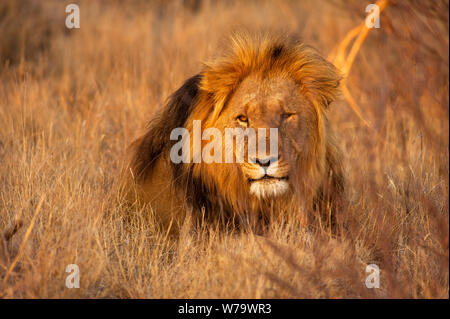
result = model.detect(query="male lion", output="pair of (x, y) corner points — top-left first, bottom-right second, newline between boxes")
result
(124, 33), (344, 234)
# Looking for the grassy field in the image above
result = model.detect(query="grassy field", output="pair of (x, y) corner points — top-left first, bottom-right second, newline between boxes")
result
(0, 0), (448, 298)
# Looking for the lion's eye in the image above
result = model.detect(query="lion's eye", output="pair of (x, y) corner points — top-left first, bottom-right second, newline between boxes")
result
(236, 115), (248, 124)
(283, 112), (296, 119)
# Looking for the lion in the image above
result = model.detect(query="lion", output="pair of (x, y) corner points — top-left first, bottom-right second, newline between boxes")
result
(123, 33), (344, 234)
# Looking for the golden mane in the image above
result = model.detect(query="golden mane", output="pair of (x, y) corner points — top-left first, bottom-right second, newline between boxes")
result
(200, 33), (341, 125)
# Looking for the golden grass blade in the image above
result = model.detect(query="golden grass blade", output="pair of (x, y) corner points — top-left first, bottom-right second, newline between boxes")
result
(2, 194), (45, 285)
(330, 0), (390, 128)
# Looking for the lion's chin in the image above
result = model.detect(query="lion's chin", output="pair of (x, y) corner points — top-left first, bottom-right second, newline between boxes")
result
(249, 179), (289, 199)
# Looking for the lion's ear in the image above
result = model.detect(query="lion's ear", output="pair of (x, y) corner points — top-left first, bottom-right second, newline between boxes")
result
(305, 61), (341, 109)
(314, 61), (341, 109)
(322, 61), (341, 109)
(129, 74), (202, 180)
(291, 45), (342, 109)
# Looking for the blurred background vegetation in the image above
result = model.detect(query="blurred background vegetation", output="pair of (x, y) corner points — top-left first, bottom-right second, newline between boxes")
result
(0, 0), (448, 298)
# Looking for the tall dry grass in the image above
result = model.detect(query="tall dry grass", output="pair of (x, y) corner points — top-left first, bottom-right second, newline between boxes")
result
(0, 0), (448, 298)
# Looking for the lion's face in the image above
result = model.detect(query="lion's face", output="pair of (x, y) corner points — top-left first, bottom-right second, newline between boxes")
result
(213, 74), (321, 200)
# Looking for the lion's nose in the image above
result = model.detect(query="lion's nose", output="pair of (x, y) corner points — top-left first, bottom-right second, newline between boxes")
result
(252, 156), (277, 168)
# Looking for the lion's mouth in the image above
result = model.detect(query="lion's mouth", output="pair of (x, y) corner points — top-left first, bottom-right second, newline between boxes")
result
(248, 175), (290, 198)
(248, 175), (289, 183)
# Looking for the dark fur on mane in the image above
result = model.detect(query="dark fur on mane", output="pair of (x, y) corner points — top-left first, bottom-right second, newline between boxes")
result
(130, 74), (202, 180)
(129, 73), (234, 222)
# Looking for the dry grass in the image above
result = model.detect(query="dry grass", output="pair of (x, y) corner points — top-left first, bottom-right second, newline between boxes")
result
(0, 0), (448, 298)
